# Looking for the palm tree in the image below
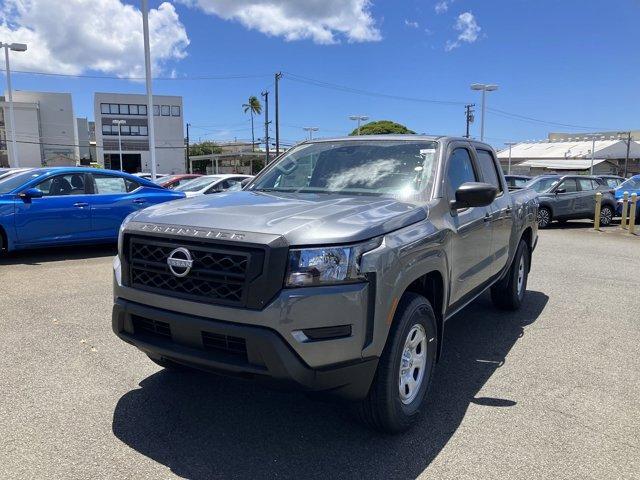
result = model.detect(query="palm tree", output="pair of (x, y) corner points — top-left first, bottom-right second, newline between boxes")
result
(242, 96), (262, 151)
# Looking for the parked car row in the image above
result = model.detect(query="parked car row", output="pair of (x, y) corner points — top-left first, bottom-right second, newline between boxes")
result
(0, 167), (253, 252)
(517, 173), (639, 228)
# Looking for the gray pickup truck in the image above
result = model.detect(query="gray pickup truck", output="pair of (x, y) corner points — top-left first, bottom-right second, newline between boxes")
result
(112, 135), (538, 432)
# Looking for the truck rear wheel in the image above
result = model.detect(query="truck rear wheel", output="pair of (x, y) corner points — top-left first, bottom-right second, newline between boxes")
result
(356, 292), (437, 433)
(491, 239), (530, 311)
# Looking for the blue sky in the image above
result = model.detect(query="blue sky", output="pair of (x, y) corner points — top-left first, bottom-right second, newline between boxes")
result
(3, 0), (639, 148)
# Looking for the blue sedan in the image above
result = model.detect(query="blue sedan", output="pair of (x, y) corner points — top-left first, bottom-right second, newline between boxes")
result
(0, 167), (185, 252)
(614, 175), (640, 221)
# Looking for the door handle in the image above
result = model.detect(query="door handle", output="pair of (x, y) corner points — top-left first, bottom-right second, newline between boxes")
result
(73, 202), (89, 208)
(132, 198), (146, 204)
(483, 213), (492, 222)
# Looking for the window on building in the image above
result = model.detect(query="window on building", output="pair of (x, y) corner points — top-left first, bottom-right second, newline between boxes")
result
(139, 105), (147, 115)
(120, 125), (130, 135)
(102, 124), (112, 135)
(140, 126), (148, 136)
(130, 125), (139, 135)
(119, 104), (129, 115)
(475, 149), (502, 193)
(109, 104), (119, 114)
(129, 105), (138, 115)
(161, 105), (170, 116)
(100, 103), (110, 114)
(171, 105), (181, 117)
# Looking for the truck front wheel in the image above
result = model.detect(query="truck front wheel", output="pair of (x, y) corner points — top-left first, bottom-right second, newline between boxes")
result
(490, 239), (530, 310)
(356, 292), (437, 433)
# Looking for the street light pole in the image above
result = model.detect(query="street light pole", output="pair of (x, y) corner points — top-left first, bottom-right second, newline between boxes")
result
(1, 42), (27, 167)
(112, 119), (126, 172)
(470, 83), (498, 142)
(349, 115), (369, 135)
(505, 142), (517, 174)
(618, 131), (632, 177)
(303, 127), (319, 140)
(141, 0), (157, 181)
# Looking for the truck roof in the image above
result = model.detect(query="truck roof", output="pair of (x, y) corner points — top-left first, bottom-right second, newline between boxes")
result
(301, 135), (494, 149)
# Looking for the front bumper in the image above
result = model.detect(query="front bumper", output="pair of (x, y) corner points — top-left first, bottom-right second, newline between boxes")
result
(112, 298), (378, 400)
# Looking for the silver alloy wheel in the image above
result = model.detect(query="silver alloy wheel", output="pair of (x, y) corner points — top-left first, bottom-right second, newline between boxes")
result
(398, 324), (427, 405)
(517, 255), (525, 297)
(600, 207), (612, 226)
(538, 208), (550, 227)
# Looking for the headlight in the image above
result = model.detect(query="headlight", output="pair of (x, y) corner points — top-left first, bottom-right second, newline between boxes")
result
(285, 238), (382, 287)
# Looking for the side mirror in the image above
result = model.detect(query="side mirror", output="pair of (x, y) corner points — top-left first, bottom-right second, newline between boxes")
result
(19, 188), (44, 200)
(451, 182), (498, 210)
(555, 188), (566, 194)
(240, 178), (252, 188)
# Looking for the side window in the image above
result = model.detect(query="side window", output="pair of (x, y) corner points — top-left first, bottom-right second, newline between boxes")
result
(577, 178), (595, 191)
(558, 179), (578, 193)
(93, 174), (138, 194)
(37, 174), (87, 196)
(446, 148), (478, 198)
(475, 149), (502, 192)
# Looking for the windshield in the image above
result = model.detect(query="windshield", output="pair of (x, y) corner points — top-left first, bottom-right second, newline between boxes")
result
(0, 170), (43, 194)
(174, 176), (222, 192)
(619, 177), (640, 190)
(249, 140), (438, 200)
(525, 177), (560, 193)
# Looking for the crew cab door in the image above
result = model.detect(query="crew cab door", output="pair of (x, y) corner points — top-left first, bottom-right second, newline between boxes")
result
(474, 148), (513, 276)
(445, 145), (494, 305)
(14, 172), (93, 244)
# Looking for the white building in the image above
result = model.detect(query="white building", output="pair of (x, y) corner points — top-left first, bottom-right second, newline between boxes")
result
(76, 117), (91, 162)
(0, 91), (77, 168)
(94, 93), (184, 174)
(497, 139), (640, 176)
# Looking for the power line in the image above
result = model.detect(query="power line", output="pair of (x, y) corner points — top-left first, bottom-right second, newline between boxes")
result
(0, 68), (271, 81)
(486, 107), (612, 131)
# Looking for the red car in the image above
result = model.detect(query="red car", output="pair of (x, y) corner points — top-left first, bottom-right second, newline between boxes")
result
(158, 174), (202, 190)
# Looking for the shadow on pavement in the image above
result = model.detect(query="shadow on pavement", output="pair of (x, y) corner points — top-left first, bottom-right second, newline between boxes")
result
(112, 290), (548, 480)
(0, 244), (116, 266)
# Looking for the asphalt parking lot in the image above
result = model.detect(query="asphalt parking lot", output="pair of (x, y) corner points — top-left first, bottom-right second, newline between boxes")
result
(1, 222), (638, 480)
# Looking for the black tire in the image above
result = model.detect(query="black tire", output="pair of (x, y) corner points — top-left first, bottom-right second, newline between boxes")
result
(491, 239), (530, 311)
(356, 292), (437, 433)
(599, 205), (613, 226)
(537, 207), (552, 228)
(147, 354), (188, 371)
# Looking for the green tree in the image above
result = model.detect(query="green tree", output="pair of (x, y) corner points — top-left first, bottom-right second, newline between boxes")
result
(242, 95), (262, 151)
(349, 120), (415, 136)
(189, 141), (223, 156)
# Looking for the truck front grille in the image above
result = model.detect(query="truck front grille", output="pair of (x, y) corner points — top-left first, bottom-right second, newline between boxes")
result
(127, 236), (263, 307)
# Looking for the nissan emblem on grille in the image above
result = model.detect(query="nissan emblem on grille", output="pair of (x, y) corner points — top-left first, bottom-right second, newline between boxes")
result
(166, 247), (193, 277)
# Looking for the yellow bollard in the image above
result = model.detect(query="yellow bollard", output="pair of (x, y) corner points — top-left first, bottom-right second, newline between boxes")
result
(593, 192), (602, 230)
(620, 192), (629, 229)
(629, 193), (637, 235)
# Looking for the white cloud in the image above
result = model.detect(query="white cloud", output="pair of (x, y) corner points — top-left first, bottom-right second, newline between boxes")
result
(434, 1), (451, 14)
(0, 0), (189, 77)
(404, 19), (419, 29)
(445, 11), (481, 51)
(180, 0), (381, 44)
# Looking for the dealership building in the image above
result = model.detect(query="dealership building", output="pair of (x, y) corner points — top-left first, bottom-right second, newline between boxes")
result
(0, 90), (78, 168)
(94, 93), (185, 174)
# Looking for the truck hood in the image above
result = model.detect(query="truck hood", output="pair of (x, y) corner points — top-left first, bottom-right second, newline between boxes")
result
(129, 190), (427, 245)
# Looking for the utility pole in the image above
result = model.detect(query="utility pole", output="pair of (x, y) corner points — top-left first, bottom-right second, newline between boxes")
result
(504, 142), (517, 174)
(275, 72), (282, 156)
(618, 131), (632, 177)
(303, 127), (319, 140)
(262, 90), (270, 164)
(465, 104), (475, 138)
(1, 42), (27, 167)
(142, 0), (157, 180)
(185, 122), (191, 173)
